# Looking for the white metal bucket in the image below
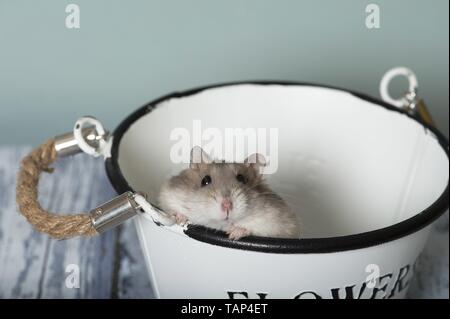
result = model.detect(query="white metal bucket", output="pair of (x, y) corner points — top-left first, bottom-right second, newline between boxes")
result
(104, 82), (449, 299)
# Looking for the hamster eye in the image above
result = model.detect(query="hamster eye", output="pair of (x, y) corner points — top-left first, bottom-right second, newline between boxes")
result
(201, 175), (212, 187)
(236, 174), (247, 184)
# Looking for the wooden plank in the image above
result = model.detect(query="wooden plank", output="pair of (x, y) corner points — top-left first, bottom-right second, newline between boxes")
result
(116, 220), (155, 298)
(0, 147), (49, 298)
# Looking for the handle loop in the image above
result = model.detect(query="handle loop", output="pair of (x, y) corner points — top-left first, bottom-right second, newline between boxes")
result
(74, 116), (111, 158)
(380, 67), (418, 108)
(380, 67), (435, 127)
(16, 139), (98, 239)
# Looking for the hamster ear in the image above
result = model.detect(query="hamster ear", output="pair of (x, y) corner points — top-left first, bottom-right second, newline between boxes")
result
(244, 153), (266, 174)
(190, 146), (212, 169)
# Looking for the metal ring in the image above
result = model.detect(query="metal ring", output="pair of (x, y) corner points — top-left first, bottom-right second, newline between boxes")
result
(74, 116), (108, 157)
(380, 67), (418, 108)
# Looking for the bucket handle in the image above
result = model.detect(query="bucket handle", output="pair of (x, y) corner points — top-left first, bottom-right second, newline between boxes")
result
(16, 116), (174, 240)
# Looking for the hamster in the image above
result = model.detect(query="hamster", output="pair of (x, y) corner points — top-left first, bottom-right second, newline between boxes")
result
(158, 146), (301, 240)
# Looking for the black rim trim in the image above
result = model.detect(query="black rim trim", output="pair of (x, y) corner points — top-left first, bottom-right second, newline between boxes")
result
(104, 80), (449, 254)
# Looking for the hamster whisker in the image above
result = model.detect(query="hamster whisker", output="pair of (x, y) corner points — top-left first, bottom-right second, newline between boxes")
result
(182, 199), (213, 204)
(265, 192), (298, 201)
(253, 192), (288, 202)
(238, 182), (266, 193)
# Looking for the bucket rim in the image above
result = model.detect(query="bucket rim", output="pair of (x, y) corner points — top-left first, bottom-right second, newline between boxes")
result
(105, 80), (449, 254)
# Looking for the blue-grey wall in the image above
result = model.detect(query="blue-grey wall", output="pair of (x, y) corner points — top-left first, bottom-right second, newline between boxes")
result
(0, 0), (448, 144)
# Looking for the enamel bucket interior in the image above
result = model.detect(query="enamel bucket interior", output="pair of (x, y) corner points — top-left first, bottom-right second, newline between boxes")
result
(111, 83), (449, 240)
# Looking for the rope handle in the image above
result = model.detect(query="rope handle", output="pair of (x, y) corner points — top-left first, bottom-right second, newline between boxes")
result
(16, 117), (175, 240)
(16, 139), (97, 239)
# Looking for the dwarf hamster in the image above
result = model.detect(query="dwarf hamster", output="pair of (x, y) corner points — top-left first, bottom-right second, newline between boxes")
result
(158, 146), (301, 240)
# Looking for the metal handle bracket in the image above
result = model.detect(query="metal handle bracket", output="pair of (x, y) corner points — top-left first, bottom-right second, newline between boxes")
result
(90, 191), (141, 233)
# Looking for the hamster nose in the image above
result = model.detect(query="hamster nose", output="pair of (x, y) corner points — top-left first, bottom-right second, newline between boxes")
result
(221, 198), (233, 212)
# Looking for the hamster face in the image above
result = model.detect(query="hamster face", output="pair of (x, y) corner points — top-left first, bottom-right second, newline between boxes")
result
(158, 147), (300, 239)
(161, 162), (263, 229)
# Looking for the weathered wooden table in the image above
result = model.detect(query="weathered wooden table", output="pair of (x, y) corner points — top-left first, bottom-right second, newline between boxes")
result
(0, 146), (448, 298)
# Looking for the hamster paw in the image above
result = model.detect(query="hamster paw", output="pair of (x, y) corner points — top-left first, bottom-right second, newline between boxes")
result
(227, 226), (251, 240)
(173, 212), (189, 225)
